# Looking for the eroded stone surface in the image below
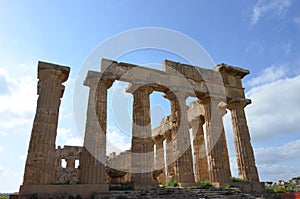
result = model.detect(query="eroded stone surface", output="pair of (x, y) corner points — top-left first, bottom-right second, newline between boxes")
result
(19, 58), (262, 198)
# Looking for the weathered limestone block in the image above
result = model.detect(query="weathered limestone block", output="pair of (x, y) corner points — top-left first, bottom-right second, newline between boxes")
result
(56, 146), (82, 184)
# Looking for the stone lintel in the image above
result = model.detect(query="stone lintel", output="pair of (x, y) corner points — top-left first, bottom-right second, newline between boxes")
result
(215, 63), (249, 78)
(38, 61), (70, 82)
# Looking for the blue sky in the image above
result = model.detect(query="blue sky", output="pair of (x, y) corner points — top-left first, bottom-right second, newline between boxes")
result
(1, 0), (300, 192)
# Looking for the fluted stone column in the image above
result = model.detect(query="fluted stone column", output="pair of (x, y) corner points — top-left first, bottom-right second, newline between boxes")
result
(228, 98), (259, 182)
(191, 116), (209, 182)
(128, 85), (153, 190)
(153, 135), (166, 183)
(199, 97), (231, 184)
(91, 76), (114, 184)
(165, 130), (175, 180)
(22, 61), (70, 185)
(80, 71), (113, 185)
(164, 91), (195, 186)
(154, 135), (165, 171)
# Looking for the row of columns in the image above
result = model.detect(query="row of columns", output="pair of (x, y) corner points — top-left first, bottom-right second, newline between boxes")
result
(84, 75), (259, 189)
(22, 63), (259, 191)
(151, 96), (260, 186)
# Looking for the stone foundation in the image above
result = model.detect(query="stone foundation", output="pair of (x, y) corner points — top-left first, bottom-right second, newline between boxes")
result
(19, 184), (109, 199)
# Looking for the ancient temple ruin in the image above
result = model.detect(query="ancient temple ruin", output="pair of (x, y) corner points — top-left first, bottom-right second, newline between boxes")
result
(18, 59), (264, 198)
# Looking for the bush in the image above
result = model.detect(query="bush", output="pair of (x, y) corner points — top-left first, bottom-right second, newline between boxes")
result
(166, 178), (179, 187)
(230, 177), (246, 182)
(199, 180), (212, 188)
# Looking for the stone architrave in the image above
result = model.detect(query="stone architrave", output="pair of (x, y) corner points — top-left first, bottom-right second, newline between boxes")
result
(164, 91), (195, 186)
(128, 85), (154, 190)
(191, 115), (209, 182)
(228, 98), (259, 182)
(22, 61), (70, 185)
(199, 97), (231, 184)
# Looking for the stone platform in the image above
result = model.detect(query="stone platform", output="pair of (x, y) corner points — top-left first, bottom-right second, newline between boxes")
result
(19, 184), (109, 199)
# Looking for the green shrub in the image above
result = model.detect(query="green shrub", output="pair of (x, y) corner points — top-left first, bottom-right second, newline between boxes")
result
(166, 178), (179, 187)
(199, 180), (212, 188)
(230, 177), (246, 182)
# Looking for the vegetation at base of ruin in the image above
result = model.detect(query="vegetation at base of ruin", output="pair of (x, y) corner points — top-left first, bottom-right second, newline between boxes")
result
(230, 177), (247, 183)
(219, 184), (231, 189)
(199, 180), (212, 189)
(266, 184), (300, 193)
(0, 196), (9, 199)
(160, 178), (179, 188)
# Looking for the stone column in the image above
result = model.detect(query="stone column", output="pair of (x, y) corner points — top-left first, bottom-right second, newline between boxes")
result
(80, 71), (114, 184)
(154, 135), (165, 170)
(22, 61), (70, 185)
(199, 97), (231, 184)
(228, 98), (259, 182)
(165, 130), (175, 180)
(79, 71), (106, 184)
(164, 91), (195, 186)
(153, 135), (165, 183)
(128, 85), (153, 190)
(191, 116), (209, 182)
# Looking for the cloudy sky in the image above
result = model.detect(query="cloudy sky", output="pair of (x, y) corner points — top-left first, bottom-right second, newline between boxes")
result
(1, 0), (300, 192)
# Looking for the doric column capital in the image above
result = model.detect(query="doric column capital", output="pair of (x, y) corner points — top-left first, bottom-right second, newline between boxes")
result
(38, 61), (70, 83)
(126, 83), (154, 95)
(191, 115), (205, 126)
(227, 98), (251, 110)
(153, 134), (164, 143)
(198, 96), (227, 116)
(84, 71), (100, 88)
(97, 78), (114, 90)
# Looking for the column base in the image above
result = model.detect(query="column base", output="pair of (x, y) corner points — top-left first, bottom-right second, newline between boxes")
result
(19, 184), (109, 199)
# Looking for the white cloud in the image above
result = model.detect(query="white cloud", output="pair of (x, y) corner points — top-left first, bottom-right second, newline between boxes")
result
(0, 146), (3, 153)
(57, 127), (83, 147)
(107, 126), (131, 155)
(0, 68), (37, 130)
(255, 140), (300, 181)
(246, 72), (300, 141)
(247, 65), (287, 86)
(250, 0), (291, 26)
(65, 137), (83, 146)
(0, 131), (8, 136)
(57, 128), (72, 140)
